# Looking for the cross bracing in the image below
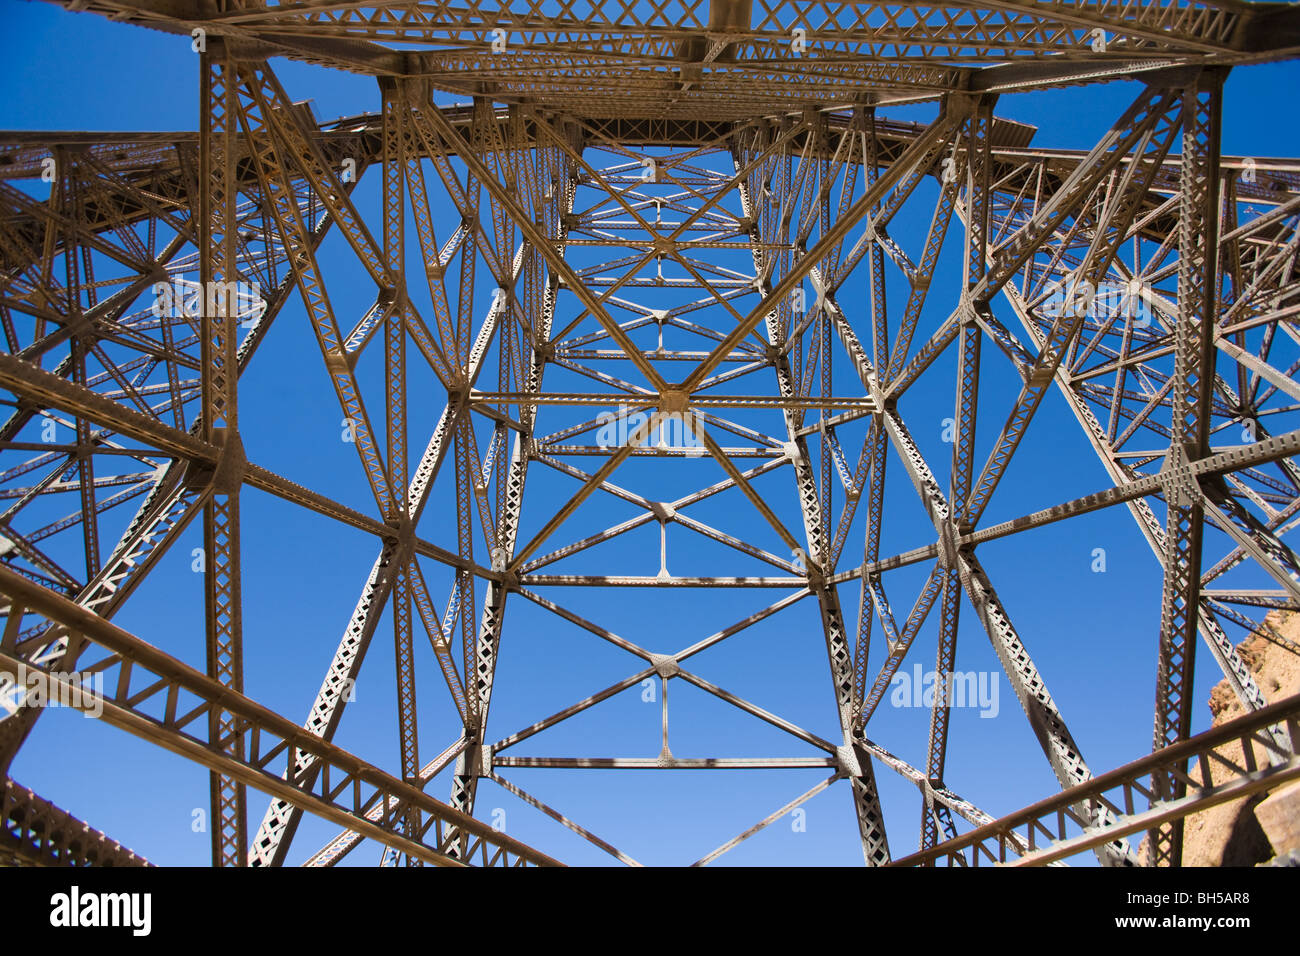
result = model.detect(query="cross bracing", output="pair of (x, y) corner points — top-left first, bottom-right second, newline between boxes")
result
(0, 0), (1298, 867)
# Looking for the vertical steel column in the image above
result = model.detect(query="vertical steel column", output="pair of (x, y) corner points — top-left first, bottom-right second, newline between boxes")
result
(60, 153), (102, 585)
(381, 78), (420, 863)
(734, 159), (891, 865)
(446, 129), (576, 855)
(852, 107), (890, 725)
(199, 40), (246, 867)
(923, 95), (991, 850)
(1150, 68), (1224, 867)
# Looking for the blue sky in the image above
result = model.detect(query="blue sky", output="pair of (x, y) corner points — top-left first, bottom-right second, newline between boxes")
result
(2, 0), (1298, 867)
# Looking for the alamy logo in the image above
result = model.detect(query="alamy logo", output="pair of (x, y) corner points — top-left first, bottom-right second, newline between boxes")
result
(889, 665), (999, 718)
(1039, 277), (1153, 326)
(49, 886), (152, 936)
(594, 404), (706, 456)
(151, 276), (266, 326)
(0, 661), (104, 720)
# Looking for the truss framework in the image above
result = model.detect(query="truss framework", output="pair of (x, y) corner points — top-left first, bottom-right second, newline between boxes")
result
(0, 1), (1299, 867)
(0, 776), (151, 867)
(892, 693), (1300, 866)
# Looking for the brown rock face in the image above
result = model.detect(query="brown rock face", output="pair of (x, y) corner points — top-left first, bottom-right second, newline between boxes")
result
(1255, 781), (1300, 856)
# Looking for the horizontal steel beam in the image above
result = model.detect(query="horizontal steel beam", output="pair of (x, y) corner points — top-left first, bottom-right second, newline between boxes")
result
(0, 564), (561, 867)
(491, 756), (837, 769)
(893, 693), (1300, 867)
(1, 776), (151, 867)
(0, 351), (500, 584)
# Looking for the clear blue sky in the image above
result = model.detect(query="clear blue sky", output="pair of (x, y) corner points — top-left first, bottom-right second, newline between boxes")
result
(2, 0), (1298, 866)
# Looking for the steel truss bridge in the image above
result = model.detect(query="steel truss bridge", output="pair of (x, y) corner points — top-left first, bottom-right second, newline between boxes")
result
(2, 0), (1300, 868)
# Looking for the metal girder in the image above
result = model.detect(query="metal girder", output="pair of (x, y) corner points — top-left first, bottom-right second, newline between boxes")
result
(42, 0), (1300, 117)
(685, 105), (964, 395)
(3, 2), (1300, 870)
(1, 776), (151, 867)
(248, 220), (514, 868)
(0, 473), (201, 770)
(0, 135), (339, 771)
(922, 94), (993, 853)
(381, 78), (420, 866)
(445, 163), (574, 856)
(0, 350), (496, 579)
(889, 406), (1135, 867)
(970, 250), (1287, 739)
(0, 564), (561, 867)
(198, 43), (246, 868)
(894, 692), (1300, 867)
(738, 162), (891, 866)
(1150, 68), (1225, 868)
(831, 303), (1135, 866)
(248, 539), (400, 867)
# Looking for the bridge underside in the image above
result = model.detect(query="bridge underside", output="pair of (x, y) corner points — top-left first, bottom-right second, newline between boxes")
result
(1, 0), (1300, 867)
